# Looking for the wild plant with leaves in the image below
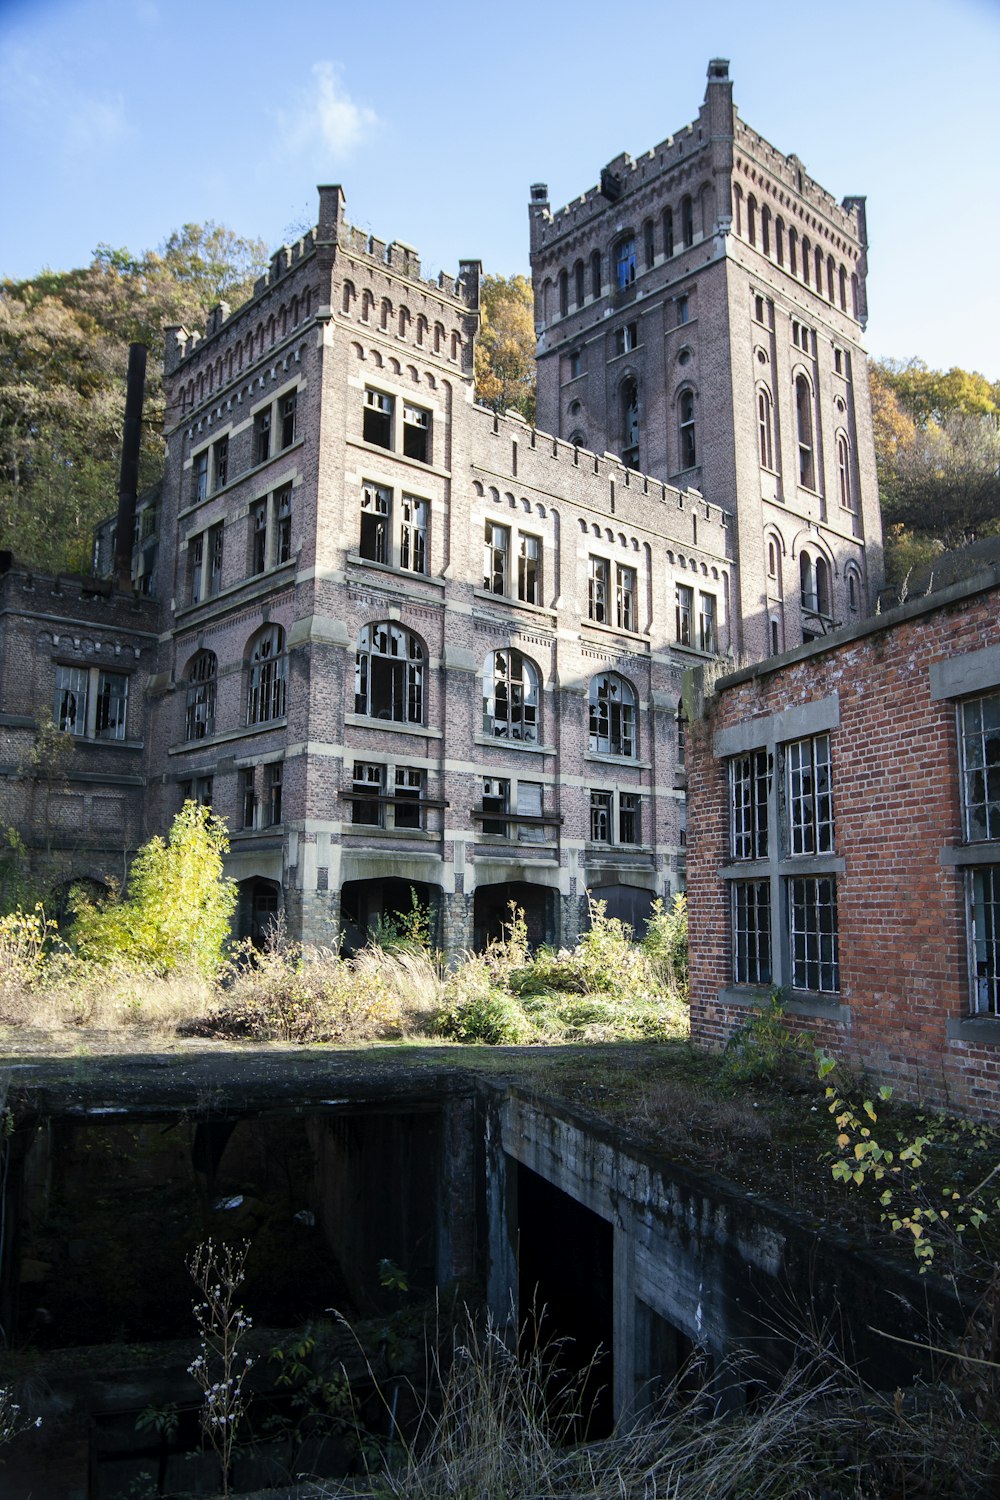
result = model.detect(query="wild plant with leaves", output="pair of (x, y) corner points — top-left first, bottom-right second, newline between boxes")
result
(187, 1238), (255, 1499)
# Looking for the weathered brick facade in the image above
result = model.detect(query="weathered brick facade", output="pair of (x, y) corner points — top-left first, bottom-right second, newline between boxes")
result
(687, 565), (1000, 1121)
(0, 61), (884, 960)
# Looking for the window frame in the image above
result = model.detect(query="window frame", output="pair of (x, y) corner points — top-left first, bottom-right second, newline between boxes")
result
(355, 622), (425, 726)
(54, 664), (130, 742)
(588, 673), (637, 759)
(482, 648), (539, 744)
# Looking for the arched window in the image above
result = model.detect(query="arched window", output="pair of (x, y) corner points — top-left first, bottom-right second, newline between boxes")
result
(662, 207), (674, 258)
(826, 255), (836, 303)
(184, 651), (217, 740)
(801, 237), (811, 286)
(574, 259), (585, 307)
(757, 386), (774, 470)
(246, 625), (286, 726)
(767, 536), (782, 594)
(643, 219), (654, 270)
(788, 227), (798, 277)
(558, 268), (569, 318)
(590, 250), (601, 298)
(615, 235), (636, 290)
(588, 674), (636, 757)
(795, 375), (814, 488)
(816, 555), (831, 616)
(621, 377), (639, 468)
(761, 206), (771, 257)
(775, 216), (785, 266)
(681, 195), (694, 249)
(837, 432), (853, 510)
(800, 553), (831, 618)
(846, 567), (860, 613)
(679, 388), (697, 469)
(355, 622), (424, 724)
(483, 649), (538, 742)
(732, 184), (743, 237)
(815, 245), (824, 292)
(747, 194), (757, 247)
(839, 264), (848, 312)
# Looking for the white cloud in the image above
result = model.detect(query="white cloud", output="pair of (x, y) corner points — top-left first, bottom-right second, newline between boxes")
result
(274, 61), (378, 160)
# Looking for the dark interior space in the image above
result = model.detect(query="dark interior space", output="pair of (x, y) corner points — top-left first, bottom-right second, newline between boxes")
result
(516, 1161), (614, 1439)
(474, 881), (554, 950)
(339, 877), (440, 954)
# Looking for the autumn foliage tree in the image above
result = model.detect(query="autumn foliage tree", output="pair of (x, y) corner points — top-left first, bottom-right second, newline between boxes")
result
(474, 273), (537, 423)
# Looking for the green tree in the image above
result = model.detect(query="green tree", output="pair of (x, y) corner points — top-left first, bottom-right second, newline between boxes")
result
(70, 802), (237, 975)
(474, 273), (537, 423)
(0, 223), (268, 573)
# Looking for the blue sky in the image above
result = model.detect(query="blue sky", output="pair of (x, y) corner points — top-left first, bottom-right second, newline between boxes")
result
(1, 0), (998, 377)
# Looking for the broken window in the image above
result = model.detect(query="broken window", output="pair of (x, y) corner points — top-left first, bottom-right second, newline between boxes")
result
(355, 622), (424, 724)
(698, 593), (717, 653)
(732, 880), (772, 984)
(189, 535), (205, 603)
(399, 495), (427, 574)
(615, 235), (636, 290)
(482, 777), (510, 836)
(786, 734), (834, 856)
(192, 449), (209, 503)
(361, 482), (390, 564)
(516, 781), (545, 844)
(246, 625), (287, 726)
(483, 521), (510, 594)
(253, 408), (271, 465)
(364, 389), (393, 448)
(266, 762), (283, 825)
(483, 649), (538, 742)
(240, 767), (257, 829)
(679, 388), (697, 469)
(54, 665), (129, 741)
(675, 583), (693, 645)
(615, 322), (638, 356)
(517, 533), (540, 604)
(279, 390), (297, 449)
(590, 790), (612, 843)
(621, 377), (639, 468)
(619, 792), (639, 844)
(402, 403), (430, 462)
(588, 674), (636, 758)
(184, 651), (217, 741)
(213, 435), (229, 490)
(251, 500), (268, 574)
(730, 750), (770, 860)
(616, 565), (636, 632)
(275, 486), (292, 565)
(588, 556), (609, 623)
(394, 767), (426, 829)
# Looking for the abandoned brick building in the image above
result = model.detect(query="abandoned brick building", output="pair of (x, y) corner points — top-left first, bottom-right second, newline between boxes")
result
(0, 60), (883, 952)
(686, 558), (1000, 1120)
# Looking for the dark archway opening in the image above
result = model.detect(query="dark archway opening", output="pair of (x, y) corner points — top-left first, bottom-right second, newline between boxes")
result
(473, 881), (554, 951)
(516, 1162), (614, 1439)
(237, 875), (281, 945)
(339, 877), (440, 955)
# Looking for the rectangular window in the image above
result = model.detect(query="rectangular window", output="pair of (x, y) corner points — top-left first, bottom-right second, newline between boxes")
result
(615, 322), (638, 356)
(588, 557), (609, 623)
(732, 881), (772, 984)
(730, 750), (770, 859)
(275, 486), (292, 565)
(400, 495), (427, 574)
(95, 671), (128, 740)
(240, 768), (257, 830)
(484, 522), (510, 594)
(786, 734), (834, 855)
(192, 450), (209, 503)
(279, 391), (297, 449)
(960, 691), (1000, 842)
(251, 500), (268, 574)
(516, 781), (545, 844)
(568, 350), (582, 379)
(590, 790), (612, 843)
(698, 593), (717, 654)
(619, 792), (639, 844)
(213, 436), (229, 490)
(517, 534), (540, 604)
(265, 763), (283, 826)
(189, 535), (205, 604)
(616, 565), (636, 632)
(394, 767), (426, 830)
(361, 482), (390, 564)
(788, 875), (840, 992)
(402, 403), (430, 462)
(253, 408), (271, 465)
(969, 866), (1000, 1016)
(364, 389), (393, 448)
(482, 777), (510, 837)
(352, 762), (385, 826)
(675, 583), (693, 645)
(676, 295), (689, 326)
(207, 523), (224, 597)
(54, 665), (88, 735)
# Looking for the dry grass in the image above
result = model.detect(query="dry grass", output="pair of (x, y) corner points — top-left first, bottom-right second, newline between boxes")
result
(0, 956), (216, 1031)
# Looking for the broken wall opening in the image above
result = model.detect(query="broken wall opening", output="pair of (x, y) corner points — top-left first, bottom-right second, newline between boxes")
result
(474, 880), (555, 950)
(339, 877), (441, 954)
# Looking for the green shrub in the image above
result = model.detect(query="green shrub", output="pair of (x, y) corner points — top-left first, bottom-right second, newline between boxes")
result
(642, 893), (689, 996)
(69, 803), (236, 977)
(209, 938), (401, 1042)
(722, 993), (814, 1085)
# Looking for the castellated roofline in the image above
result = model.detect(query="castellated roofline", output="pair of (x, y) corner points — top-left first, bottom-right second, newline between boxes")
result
(166, 183), (480, 372)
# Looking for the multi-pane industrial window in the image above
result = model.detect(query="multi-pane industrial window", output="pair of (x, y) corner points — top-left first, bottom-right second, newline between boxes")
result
(184, 651), (217, 741)
(727, 730), (839, 993)
(589, 674), (636, 758)
(590, 789), (639, 845)
(279, 391), (297, 449)
(265, 763), (283, 825)
(616, 566), (636, 631)
(969, 867), (1000, 1017)
(355, 623), (424, 724)
(483, 650), (538, 742)
(54, 665), (129, 741)
(730, 750), (770, 860)
(246, 625), (286, 726)
(240, 768), (257, 829)
(189, 523), (224, 603)
(837, 434), (853, 510)
(484, 522), (510, 594)
(350, 763), (426, 831)
(732, 881), (771, 984)
(517, 534), (541, 604)
(675, 584), (693, 645)
(615, 236), (636, 289)
(213, 436), (229, 491)
(795, 376), (815, 488)
(360, 484), (427, 574)
(786, 734), (833, 855)
(251, 501), (268, 575)
(958, 691), (1000, 1015)
(789, 876), (840, 992)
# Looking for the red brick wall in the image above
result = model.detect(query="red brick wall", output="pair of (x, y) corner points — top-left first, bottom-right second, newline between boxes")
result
(688, 580), (1000, 1121)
